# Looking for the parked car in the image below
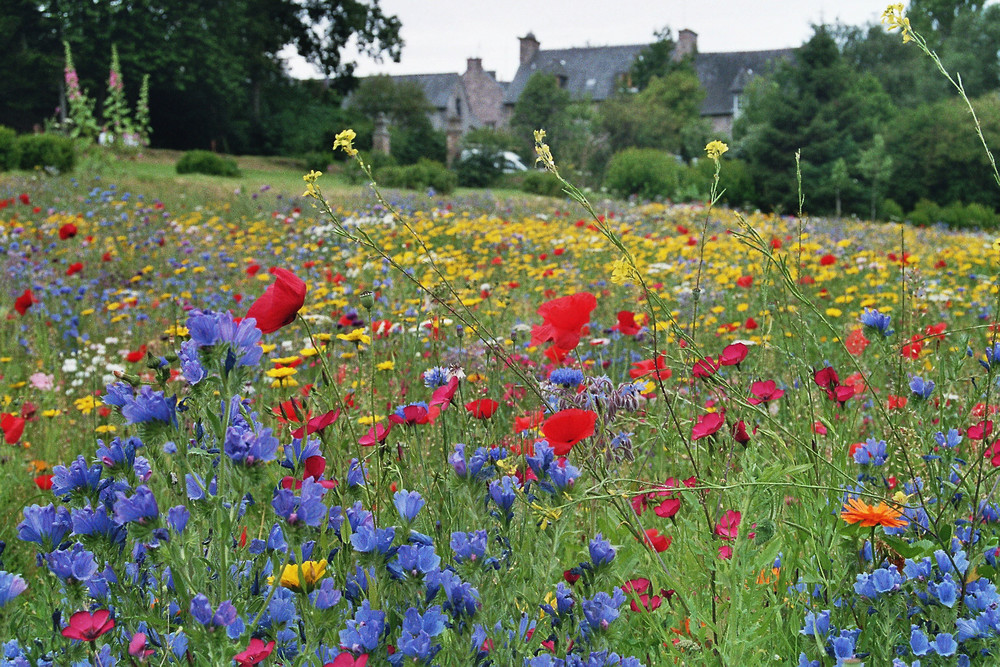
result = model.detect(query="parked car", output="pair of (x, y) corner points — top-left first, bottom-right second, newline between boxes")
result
(459, 149), (528, 173)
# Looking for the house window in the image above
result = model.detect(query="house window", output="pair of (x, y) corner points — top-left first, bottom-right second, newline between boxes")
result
(556, 75), (568, 88)
(455, 98), (462, 119)
(732, 94), (741, 118)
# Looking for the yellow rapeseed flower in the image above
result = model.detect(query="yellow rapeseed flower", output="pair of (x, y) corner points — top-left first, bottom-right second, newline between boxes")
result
(881, 3), (914, 43)
(705, 140), (729, 160)
(333, 129), (358, 157)
(610, 257), (641, 286)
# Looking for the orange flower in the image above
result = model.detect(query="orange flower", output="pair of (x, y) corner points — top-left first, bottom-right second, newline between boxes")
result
(841, 497), (908, 528)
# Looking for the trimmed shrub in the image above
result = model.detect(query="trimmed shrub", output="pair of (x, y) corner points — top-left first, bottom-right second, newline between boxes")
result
(521, 171), (564, 197)
(907, 199), (1000, 229)
(878, 198), (904, 222)
(344, 151), (397, 184)
(176, 150), (241, 177)
(455, 149), (504, 188)
(604, 148), (683, 200)
(686, 157), (758, 207)
(16, 134), (76, 173)
(0, 126), (19, 171)
(301, 151), (333, 174)
(374, 159), (456, 194)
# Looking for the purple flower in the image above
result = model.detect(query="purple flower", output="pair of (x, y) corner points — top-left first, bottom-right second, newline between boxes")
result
(117, 385), (178, 426)
(51, 456), (102, 499)
(190, 594), (237, 628)
(339, 600), (385, 652)
(224, 424), (279, 466)
(393, 489), (425, 522)
(909, 375), (935, 399)
(488, 475), (520, 518)
(179, 339), (206, 384)
(272, 478), (327, 527)
(0, 571), (28, 607)
(451, 530), (488, 563)
(588, 533), (616, 566)
(44, 542), (98, 583)
(167, 506), (190, 534)
(114, 485), (160, 524)
(71, 505), (125, 545)
(581, 588), (625, 634)
(18, 503), (72, 551)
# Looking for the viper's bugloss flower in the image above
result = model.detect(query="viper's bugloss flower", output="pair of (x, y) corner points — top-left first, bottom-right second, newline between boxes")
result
(339, 600), (385, 652)
(0, 571), (28, 607)
(18, 503), (72, 551)
(393, 489), (425, 522)
(588, 533), (616, 566)
(451, 530), (488, 564)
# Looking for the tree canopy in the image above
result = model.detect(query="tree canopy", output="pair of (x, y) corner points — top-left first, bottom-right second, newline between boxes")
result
(0, 0), (402, 152)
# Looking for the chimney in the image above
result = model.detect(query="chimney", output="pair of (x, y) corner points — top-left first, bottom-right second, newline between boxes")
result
(519, 32), (539, 65)
(466, 57), (483, 75)
(673, 29), (697, 62)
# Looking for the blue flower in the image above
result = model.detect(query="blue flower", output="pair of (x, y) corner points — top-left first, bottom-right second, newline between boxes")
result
(451, 530), (487, 563)
(934, 428), (962, 449)
(167, 506), (190, 534)
(309, 579), (342, 610)
(272, 479), (328, 527)
(581, 588), (625, 635)
(224, 423), (279, 466)
(800, 610), (830, 637)
(339, 600), (385, 652)
(17, 503), (72, 551)
(110, 384), (178, 426)
(588, 533), (616, 567)
(0, 571), (27, 607)
(50, 456), (102, 499)
(909, 376), (935, 400)
(931, 632), (957, 656)
(190, 594), (237, 628)
(910, 626), (931, 656)
(113, 485), (160, 524)
(44, 542), (98, 583)
(853, 438), (888, 466)
(394, 544), (440, 577)
(489, 475), (520, 519)
(350, 524), (396, 554)
(393, 489), (425, 522)
(930, 575), (958, 608)
(860, 308), (893, 337)
(422, 367), (450, 388)
(179, 339), (206, 384)
(549, 368), (584, 387)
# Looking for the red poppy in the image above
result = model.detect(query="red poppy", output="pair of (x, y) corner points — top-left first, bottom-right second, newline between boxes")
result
(66, 262), (83, 276)
(845, 328), (869, 355)
(985, 440), (1000, 467)
(887, 395), (908, 410)
(58, 223), (78, 240)
(691, 412), (724, 440)
(18, 193), (30, 205)
(744, 317), (758, 330)
(34, 474), (53, 490)
(61, 609), (115, 641)
(613, 310), (642, 335)
(642, 528), (672, 552)
(622, 578), (670, 612)
(731, 420), (751, 444)
(246, 263), (261, 276)
(530, 292), (597, 350)
(465, 399), (499, 419)
(541, 408), (597, 455)
(2, 413), (25, 444)
(514, 410), (544, 432)
(748, 380), (784, 405)
(901, 334), (923, 360)
(924, 322), (947, 341)
(234, 638), (275, 667)
(14, 289), (36, 315)
(629, 355), (671, 380)
(246, 268), (307, 334)
(718, 342), (748, 367)
(968, 420), (993, 441)
(735, 275), (753, 288)
(125, 344), (147, 363)
(358, 422), (392, 446)
(692, 356), (719, 378)
(819, 253), (836, 265)
(272, 398), (311, 424)
(291, 409), (341, 439)
(831, 384), (856, 405)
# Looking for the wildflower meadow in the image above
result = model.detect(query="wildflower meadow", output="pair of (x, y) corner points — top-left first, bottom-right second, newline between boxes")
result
(2, 6), (1000, 667)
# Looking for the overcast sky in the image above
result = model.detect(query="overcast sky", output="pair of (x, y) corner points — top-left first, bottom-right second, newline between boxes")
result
(286, 0), (888, 80)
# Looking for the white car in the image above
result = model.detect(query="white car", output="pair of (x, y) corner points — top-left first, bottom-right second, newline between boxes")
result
(460, 149), (528, 173)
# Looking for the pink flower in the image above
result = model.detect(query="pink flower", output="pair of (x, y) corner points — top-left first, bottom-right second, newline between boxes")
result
(691, 412), (724, 440)
(358, 422), (392, 446)
(748, 380), (784, 405)
(718, 342), (748, 367)
(715, 510), (742, 540)
(61, 609), (115, 641)
(234, 638), (276, 666)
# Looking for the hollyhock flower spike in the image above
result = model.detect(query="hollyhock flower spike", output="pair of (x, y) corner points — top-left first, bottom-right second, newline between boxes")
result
(246, 267), (307, 334)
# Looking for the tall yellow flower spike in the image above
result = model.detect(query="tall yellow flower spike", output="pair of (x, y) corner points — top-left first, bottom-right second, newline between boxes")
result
(881, 3), (914, 43)
(705, 140), (729, 161)
(333, 129), (358, 156)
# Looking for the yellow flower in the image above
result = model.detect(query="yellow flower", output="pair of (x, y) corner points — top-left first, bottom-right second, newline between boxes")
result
(881, 3), (913, 43)
(610, 257), (640, 286)
(533, 129), (556, 173)
(74, 395), (100, 414)
(338, 328), (372, 346)
(95, 424), (117, 434)
(376, 360), (395, 371)
(705, 140), (729, 160)
(265, 367), (297, 379)
(333, 129), (358, 157)
(268, 559), (327, 591)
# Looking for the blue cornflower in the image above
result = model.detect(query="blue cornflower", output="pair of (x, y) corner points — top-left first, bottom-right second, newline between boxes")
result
(909, 376), (935, 400)
(393, 489), (425, 522)
(860, 308), (893, 337)
(50, 456), (102, 499)
(422, 367), (450, 388)
(451, 530), (488, 564)
(114, 486), (160, 524)
(588, 533), (616, 567)
(340, 600), (386, 652)
(44, 542), (98, 583)
(0, 571), (28, 607)
(549, 368), (584, 387)
(18, 503), (72, 551)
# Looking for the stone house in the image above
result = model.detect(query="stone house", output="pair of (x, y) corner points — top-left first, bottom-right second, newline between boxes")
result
(502, 30), (792, 136)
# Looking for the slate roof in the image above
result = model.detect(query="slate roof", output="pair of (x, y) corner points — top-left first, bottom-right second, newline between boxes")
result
(503, 43), (794, 118)
(502, 44), (645, 105)
(389, 72), (462, 109)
